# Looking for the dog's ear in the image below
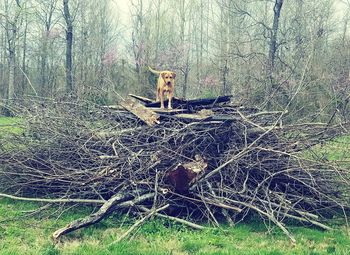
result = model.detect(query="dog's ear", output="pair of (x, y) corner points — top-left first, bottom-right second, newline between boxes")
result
(161, 72), (166, 79)
(172, 72), (176, 79)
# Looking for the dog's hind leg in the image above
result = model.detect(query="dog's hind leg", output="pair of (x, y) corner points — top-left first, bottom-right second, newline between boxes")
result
(156, 87), (160, 102)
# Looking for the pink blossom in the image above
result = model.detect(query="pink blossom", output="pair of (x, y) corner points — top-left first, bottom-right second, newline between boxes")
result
(45, 28), (61, 39)
(200, 75), (219, 88)
(102, 48), (118, 66)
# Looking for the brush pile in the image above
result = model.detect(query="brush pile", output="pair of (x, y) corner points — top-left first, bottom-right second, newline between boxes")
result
(0, 95), (349, 242)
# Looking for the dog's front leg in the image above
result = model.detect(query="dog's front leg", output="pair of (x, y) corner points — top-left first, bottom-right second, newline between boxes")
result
(160, 91), (165, 109)
(168, 91), (173, 109)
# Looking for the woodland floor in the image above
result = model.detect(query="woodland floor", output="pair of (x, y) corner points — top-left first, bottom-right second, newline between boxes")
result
(0, 117), (349, 255)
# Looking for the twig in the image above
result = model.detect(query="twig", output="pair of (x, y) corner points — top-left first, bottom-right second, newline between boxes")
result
(193, 120), (280, 185)
(0, 193), (105, 204)
(137, 205), (205, 230)
(109, 204), (169, 245)
(222, 197), (296, 243)
(52, 193), (154, 240)
(18, 67), (38, 96)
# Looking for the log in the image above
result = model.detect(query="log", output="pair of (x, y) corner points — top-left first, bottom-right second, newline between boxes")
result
(172, 113), (209, 121)
(144, 97), (187, 109)
(128, 94), (154, 104)
(183, 95), (232, 107)
(120, 97), (160, 126)
(172, 109), (214, 121)
(52, 192), (154, 240)
(94, 127), (144, 140)
(173, 113), (240, 122)
(148, 108), (188, 114)
(101, 105), (124, 110)
(167, 155), (208, 193)
(145, 95), (232, 109)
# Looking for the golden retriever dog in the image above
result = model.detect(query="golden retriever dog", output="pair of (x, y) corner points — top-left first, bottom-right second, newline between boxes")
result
(148, 66), (176, 109)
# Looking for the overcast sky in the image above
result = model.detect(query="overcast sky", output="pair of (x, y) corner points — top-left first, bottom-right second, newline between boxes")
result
(110, 0), (349, 26)
(110, 0), (132, 27)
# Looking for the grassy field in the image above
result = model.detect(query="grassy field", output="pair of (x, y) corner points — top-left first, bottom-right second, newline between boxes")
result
(0, 198), (349, 255)
(0, 116), (350, 255)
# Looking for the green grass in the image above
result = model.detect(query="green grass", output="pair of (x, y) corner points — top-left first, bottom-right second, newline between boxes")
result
(0, 116), (23, 135)
(1, 117), (350, 254)
(314, 135), (350, 161)
(0, 198), (349, 255)
(0, 116), (24, 151)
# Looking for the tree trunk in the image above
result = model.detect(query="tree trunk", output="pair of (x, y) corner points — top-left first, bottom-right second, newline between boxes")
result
(268, 0), (283, 77)
(221, 59), (229, 95)
(4, 0), (19, 100)
(155, 0), (161, 61)
(179, 0), (188, 99)
(63, 0), (73, 93)
(40, 34), (48, 96)
(7, 47), (15, 100)
(182, 66), (189, 99)
(20, 9), (28, 97)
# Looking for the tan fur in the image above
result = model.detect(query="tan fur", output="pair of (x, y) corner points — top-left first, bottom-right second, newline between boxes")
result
(149, 66), (176, 109)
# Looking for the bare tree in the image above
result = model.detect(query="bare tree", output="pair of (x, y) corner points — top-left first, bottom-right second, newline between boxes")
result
(63, 0), (73, 93)
(35, 0), (59, 96)
(131, 0), (154, 97)
(175, 0), (192, 98)
(3, 0), (22, 100)
(0, 0), (347, 119)
(19, 1), (28, 96)
(268, 0), (283, 78)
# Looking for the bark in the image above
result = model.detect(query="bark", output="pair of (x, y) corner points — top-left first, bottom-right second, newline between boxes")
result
(167, 155), (207, 193)
(179, 0), (188, 98)
(145, 95), (231, 108)
(182, 67), (189, 98)
(221, 59), (229, 95)
(120, 97), (160, 126)
(7, 37), (15, 100)
(63, 0), (73, 92)
(268, 0), (283, 76)
(4, 0), (20, 100)
(131, 0), (144, 87)
(52, 192), (154, 240)
(20, 6), (28, 96)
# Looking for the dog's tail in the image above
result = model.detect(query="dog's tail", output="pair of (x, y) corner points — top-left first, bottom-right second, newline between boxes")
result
(148, 66), (161, 75)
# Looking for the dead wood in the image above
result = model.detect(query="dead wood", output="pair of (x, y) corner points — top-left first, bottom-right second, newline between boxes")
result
(109, 204), (170, 245)
(136, 205), (205, 230)
(0, 97), (349, 242)
(144, 95), (232, 108)
(0, 193), (104, 204)
(52, 192), (154, 240)
(120, 97), (160, 126)
(167, 155), (208, 193)
(128, 94), (153, 104)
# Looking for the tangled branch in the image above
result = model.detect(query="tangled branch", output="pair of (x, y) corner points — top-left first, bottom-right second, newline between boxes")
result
(0, 97), (349, 242)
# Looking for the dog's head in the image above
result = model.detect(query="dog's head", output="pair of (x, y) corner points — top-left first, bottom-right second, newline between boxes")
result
(161, 71), (176, 86)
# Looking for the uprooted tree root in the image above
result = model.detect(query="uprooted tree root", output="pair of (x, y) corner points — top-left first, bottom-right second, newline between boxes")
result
(0, 97), (349, 243)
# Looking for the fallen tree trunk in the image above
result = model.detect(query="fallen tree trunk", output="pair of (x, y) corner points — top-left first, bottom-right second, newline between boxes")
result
(144, 95), (232, 108)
